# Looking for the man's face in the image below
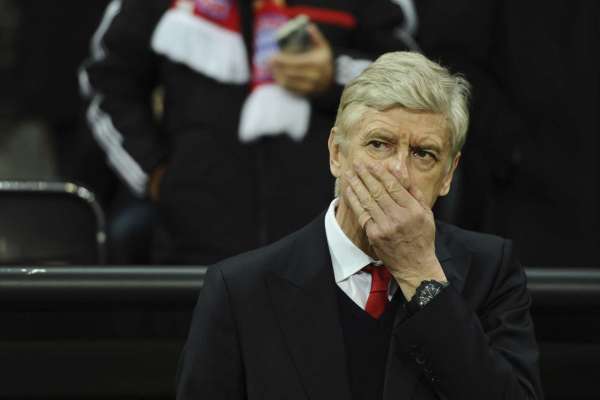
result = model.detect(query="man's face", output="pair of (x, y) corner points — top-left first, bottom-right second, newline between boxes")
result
(329, 106), (460, 209)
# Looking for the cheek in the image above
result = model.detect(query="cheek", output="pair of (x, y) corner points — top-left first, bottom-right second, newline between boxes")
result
(341, 145), (369, 170)
(419, 186), (437, 206)
(333, 144), (351, 174)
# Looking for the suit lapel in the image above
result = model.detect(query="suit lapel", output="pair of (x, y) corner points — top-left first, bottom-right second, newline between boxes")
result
(267, 215), (352, 400)
(383, 223), (472, 400)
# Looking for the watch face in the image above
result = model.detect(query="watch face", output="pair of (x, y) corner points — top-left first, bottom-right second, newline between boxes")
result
(407, 280), (449, 314)
(416, 281), (446, 307)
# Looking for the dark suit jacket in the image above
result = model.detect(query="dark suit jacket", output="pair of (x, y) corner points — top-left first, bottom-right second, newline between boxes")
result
(177, 213), (544, 399)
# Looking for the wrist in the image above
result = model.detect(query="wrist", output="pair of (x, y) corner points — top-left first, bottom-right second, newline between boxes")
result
(392, 260), (447, 301)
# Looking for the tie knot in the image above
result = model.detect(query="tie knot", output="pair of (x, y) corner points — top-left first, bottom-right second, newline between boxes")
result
(364, 265), (392, 293)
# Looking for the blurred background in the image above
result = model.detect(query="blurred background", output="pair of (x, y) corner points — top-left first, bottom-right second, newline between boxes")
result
(0, 0), (598, 399)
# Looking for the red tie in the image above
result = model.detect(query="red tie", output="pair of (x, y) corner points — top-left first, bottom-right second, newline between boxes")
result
(364, 265), (393, 319)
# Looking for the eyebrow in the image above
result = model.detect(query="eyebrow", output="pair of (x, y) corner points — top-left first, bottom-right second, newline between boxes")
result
(411, 132), (447, 153)
(363, 128), (396, 140)
(414, 142), (443, 154)
(362, 126), (448, 154)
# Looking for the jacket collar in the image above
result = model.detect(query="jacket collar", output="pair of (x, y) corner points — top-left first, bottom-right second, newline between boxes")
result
(266, 212), (353, 399)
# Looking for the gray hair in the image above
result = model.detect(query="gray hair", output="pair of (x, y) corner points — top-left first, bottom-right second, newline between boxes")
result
(333, 51), (471, 156)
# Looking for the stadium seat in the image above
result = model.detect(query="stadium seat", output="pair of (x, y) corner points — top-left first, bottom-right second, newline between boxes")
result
(0, 181), (106, 265)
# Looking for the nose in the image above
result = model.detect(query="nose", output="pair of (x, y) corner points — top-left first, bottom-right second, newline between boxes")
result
(387, 151), (409, 181)
(388, 151), (408, 173)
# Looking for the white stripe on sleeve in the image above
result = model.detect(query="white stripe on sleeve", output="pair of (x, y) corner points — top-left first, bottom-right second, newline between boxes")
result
(79, 0), (150, 196)
(391, 0), (421, 52)
(334, 0), (421, 86)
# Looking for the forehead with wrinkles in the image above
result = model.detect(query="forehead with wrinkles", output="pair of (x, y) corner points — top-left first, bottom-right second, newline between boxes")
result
(341, 105), (451, 154)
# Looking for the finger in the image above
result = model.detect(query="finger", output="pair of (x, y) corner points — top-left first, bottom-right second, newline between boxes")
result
(283, 79), (315, 95)
(377, 164), (414, 208)
(354, 162), (399, 212)
(387, 162), (421, 209)
(366, 162), (413, 209)
(344, 169), (388, 226)
(271, 62), (321, 86)
(271, 66), (288, 88)
(270, 50), (315, 69)
(272, 64), (310, 87)
(273, 73), (315, 95)
(276, 64), (321, 82)
(402, 164), (429, 211)
(307, 23), (328, 48)
(344, 186), (374, 231)
(272, 63), (325, 94)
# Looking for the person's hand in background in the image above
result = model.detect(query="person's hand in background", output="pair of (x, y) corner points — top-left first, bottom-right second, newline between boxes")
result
(270, 24), (334, 96)
(149, 164), (166, 202)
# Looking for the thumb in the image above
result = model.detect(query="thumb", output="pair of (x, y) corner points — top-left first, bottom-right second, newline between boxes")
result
(307, 23), (328, 48)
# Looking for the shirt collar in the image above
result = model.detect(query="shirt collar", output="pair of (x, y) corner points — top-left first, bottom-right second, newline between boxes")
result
(324, 198), (381, 283)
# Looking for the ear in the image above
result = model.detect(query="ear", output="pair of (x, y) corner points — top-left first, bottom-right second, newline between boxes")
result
(328, 127), (345, 179)
(439, 152), (461, 197)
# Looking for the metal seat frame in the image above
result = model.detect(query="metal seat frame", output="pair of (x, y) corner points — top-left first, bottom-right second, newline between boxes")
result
(0, 181), (107, 264)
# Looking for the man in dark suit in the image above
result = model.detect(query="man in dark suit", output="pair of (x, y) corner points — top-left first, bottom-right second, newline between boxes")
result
(177, 52), (543, 400)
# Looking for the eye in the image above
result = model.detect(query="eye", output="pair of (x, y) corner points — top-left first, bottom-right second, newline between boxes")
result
(411, 147), (437, 161)
(367, 140), (390, 150)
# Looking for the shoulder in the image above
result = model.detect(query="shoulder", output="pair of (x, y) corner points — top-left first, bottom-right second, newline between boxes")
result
(206, 216), (322, 291)
(213, 232), (297, 281)
(436, 220), (511, 262)
(436, 220), (521, 290)
(436, 221), (526, 305)
(97, 0), (171, 43)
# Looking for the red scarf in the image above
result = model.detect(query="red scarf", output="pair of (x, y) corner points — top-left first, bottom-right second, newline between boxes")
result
(152, 0), (310, 142)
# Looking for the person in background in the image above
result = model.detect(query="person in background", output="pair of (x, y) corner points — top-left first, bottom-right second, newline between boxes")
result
(80, 0), (417, 264)
(414, 0), (600, 267)
(13, 0), (110, 182)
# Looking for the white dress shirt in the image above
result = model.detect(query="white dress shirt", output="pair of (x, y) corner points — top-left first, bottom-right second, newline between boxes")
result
(324, 198), (397, 309)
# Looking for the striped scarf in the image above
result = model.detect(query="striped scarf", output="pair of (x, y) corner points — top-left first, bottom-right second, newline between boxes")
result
(152, 0), (310, 142)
